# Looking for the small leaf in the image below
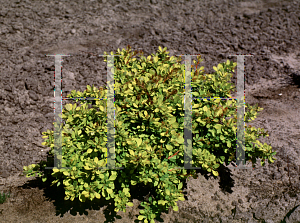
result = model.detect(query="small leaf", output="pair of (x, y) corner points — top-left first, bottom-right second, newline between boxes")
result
(193, 103), (200, 108)
(165, 189), (170, 195)
(84, 165), (92, 170)
(138, 215), (144, 220)
(227, 141), (231, 148)
(63, 171), (70, 176)
(129, 149), (135, 156)
(178, 196), (185, 201)
(173, 205), (179, 212)
(127, 202), (134, 207)
(178, 182), (183, 190)
(176, 137), (184, 144)
(109, 173), (117, 181)
(53, 168), (60, 173)
(217, 63), (223, 70)
(94, 192), (101, 199)
(169, 116), (176, 124)
(158, 200), (164, 205)
(166, 144), (173, 150)
(131, 180), (137, 185)
(212, 170), (219, 176)
(136, 138), (142, 147)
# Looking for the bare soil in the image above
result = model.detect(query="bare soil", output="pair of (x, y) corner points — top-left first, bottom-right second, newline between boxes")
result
(0, 0), (300, 222)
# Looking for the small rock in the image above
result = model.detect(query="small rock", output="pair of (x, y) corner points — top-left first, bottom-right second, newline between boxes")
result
(66, 9), (74, 14)
(71, 29), (76, 34)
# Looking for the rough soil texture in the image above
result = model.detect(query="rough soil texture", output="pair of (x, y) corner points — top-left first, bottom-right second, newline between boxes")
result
(0, 0), (300, 222)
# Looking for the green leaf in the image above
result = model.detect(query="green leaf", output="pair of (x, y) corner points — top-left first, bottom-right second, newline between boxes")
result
(178, 182), (183, 190)
(227, 141), (231, 148)
(173, 205), (179, 211)
(86, 85), (92, 92)
(178, 196), (185, 201)
(217, 63), (223, 70)
(94, 192), (101, 199)
(79, 194), (86, 202)
(84, 165), (92, 170)
(129, 149), (135, 156)
(65, 104), (73, 111)
(213, 164), (220, 169)
(165, 189), (170, 195)
(131, 180), (137, 185)
(166, 144), (173, 150)
(63, 171), (70, 176)
(176, 136), (184, 144)
(138, 215), (145, 220)
(82, 190), (89, 197)
(212, 170), (219, 176)
(214, 124), (222, 130)
(158, 200), (166, 205)
(87, 140), (94, 145)
(53, 168), (60, 173)
(136, 138), (142, 147)
(127, 202), (134, 207)
(193, 103), (200, 108)
(109, 173), (117, 181)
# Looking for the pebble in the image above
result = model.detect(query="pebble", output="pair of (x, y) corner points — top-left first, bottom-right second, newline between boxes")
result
(71, 29), (76, 34)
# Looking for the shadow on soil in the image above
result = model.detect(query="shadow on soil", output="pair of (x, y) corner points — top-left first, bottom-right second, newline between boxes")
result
(19, 154), (237, 222)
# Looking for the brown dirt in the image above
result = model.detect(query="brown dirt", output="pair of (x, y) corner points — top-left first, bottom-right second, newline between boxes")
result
(0, 0), (300, 222)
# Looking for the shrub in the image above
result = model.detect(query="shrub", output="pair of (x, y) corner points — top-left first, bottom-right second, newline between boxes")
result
(22, 45), (277, 222)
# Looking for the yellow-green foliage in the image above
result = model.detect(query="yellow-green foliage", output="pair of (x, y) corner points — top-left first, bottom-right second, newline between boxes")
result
(22, 45), (276, 222)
